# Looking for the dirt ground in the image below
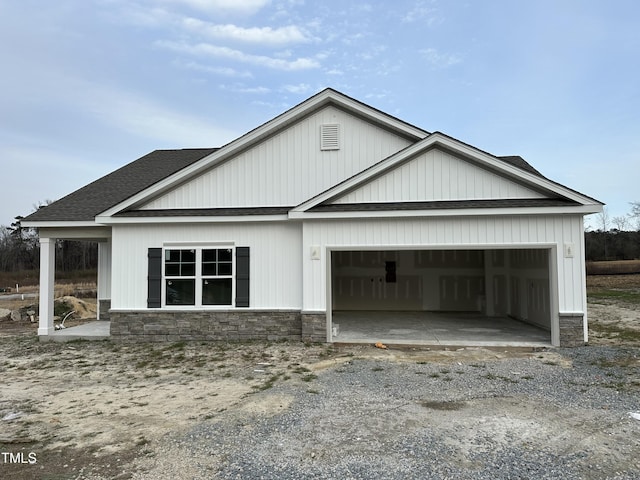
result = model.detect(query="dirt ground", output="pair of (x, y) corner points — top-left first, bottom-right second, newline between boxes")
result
(587, 274), (640, 344)
(1, 276), (639, 479)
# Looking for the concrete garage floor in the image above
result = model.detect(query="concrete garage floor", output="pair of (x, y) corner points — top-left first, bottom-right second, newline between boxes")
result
(331, 311), (550, 347)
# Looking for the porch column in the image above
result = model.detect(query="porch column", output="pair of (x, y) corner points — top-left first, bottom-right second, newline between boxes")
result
(38, 237), (55, 336)
(97, 240), (112, 320)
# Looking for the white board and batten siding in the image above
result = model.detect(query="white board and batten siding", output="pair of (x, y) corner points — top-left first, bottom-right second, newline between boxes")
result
(333, 148), (547, 204)
(302, 215), (586, 315)
(110, 223), (302, 310)
(140, 105), (413, 210)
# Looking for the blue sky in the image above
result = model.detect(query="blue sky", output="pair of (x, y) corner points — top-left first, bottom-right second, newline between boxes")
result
(1, 0), (638, 230)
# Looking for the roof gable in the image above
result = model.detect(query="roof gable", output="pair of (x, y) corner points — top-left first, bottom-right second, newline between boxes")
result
(329, 147), (548, 205)
(137, 104), (416, 210)
(98, 89), (428, 219)
(292, 132), (602, 215)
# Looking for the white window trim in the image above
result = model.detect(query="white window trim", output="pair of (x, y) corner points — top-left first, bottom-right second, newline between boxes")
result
(162, 245), (236, 308)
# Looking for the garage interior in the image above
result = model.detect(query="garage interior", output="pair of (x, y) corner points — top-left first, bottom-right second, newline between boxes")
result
(330, 249), (552, 346)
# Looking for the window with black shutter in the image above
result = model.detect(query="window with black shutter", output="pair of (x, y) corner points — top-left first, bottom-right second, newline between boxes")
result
(148, 245), (249, 308)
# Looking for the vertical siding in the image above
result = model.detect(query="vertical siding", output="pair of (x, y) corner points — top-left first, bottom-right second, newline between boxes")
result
(97, 241), (111, 300)
(111, 222), (302, 310)
(140, 105), (412, 210)
(302, 215), (586, 315)
(111, 214), (587, 320)
(334, 149), (546, 203)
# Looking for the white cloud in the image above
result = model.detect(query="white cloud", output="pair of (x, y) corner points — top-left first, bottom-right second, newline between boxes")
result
(114, 5), (174, 27)
(181, 18), (311, 45)
(175, 59), (253, 77)
(282, 83), (312, 94)
(420, 48), (462, 68)
(365, 92), (388, 100)
(160, 0), (270, 15)
(221, 84), (271, 94)
(402, 1), (441, 25)
(75, 81), (238, 146)
(156, 40), (321, 70)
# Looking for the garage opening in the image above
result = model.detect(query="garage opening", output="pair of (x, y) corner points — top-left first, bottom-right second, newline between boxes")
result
(330, 249), (552, 346)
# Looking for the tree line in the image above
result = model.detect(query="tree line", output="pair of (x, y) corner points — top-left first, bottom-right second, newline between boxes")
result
(0, 216), (97, 277)
(585, 202), (640, 261)
(585, 230), (640, 261)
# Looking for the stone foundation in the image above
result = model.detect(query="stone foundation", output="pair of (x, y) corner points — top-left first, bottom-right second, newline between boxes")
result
(301, 313), (327, 343)
(110, 310), (305, 342)
(559, 313), (585, 347)
(98, 300), (111, 321)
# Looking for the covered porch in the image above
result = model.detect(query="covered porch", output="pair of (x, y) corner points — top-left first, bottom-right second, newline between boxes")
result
(36, 227), (112, 339)
(40, 320), (111, 342)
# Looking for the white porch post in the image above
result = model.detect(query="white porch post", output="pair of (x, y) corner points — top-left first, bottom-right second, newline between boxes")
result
(38, 237), (55, 336)
(97, 240), (112, 320)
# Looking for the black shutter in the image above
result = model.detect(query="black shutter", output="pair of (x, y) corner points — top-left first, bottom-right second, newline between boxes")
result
(235, 247), (250, 307)
(147, 248), (162, 308)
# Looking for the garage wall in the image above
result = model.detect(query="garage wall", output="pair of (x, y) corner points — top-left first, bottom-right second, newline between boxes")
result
(302, 215), (584, 318)
(331, 250), (486, 311)
(332, 251), (422, 310)
(507, 249), (550, 329)
(418, 250), (485, 311)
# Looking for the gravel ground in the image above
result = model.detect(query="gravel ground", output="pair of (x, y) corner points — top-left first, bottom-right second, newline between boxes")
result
(130, 345), (640, 480)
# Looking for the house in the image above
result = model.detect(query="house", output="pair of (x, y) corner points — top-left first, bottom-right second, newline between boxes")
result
(23, 88), (603, 346)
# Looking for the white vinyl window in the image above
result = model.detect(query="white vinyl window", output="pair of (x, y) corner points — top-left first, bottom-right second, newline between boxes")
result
(164, 247), (234, 307)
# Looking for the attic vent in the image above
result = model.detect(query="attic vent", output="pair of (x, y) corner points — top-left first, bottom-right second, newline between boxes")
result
(320, 124), (340, 150)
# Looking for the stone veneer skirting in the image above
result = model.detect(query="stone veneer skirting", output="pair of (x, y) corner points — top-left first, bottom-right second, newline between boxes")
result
(109, 309), (582, 347)
(301, 313), (327, 343)
(110, 310), (327, 343)
(559, 313), (585, 347)
(98, 300), (111, 322)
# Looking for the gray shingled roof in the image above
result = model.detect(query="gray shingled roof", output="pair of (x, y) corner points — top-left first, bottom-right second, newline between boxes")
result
(23, 148), (217, 222)
(311, 198), (577, 213)
(498, 155), (544, 177)
(115, 207), (292, 217)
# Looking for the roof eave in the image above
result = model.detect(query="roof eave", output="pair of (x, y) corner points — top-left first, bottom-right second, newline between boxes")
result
(21, 220), (104, 229)
(95, 214), (290, 224)
(288, 204), (603, 220)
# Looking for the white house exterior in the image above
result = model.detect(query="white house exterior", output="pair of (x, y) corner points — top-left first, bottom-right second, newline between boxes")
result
(24, 89), (602, 346)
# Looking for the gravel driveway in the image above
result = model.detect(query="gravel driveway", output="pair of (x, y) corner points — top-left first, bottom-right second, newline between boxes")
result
(130, 346), (640, 480)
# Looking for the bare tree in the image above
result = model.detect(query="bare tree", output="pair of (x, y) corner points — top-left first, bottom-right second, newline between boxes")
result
(612, 215), (629, 231)
(596, 206), (610, 232)
(630, 201), (640, 231)
(596, 207), (610, 259)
